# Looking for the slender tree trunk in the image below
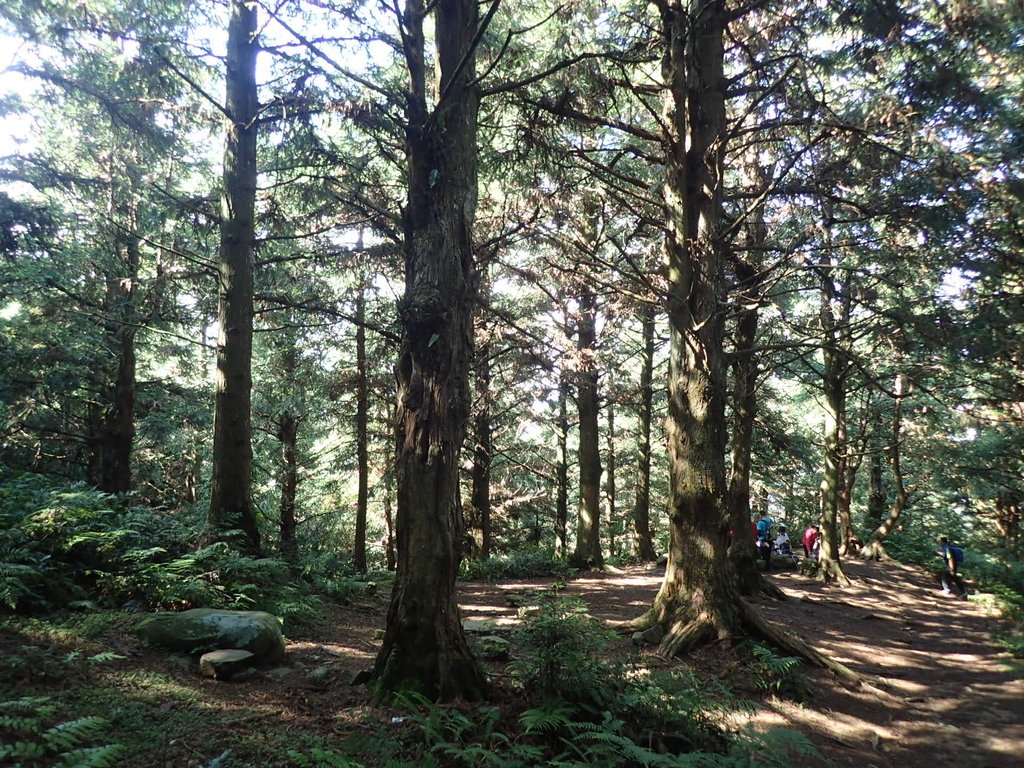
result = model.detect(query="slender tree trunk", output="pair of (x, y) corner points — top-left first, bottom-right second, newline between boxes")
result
(372, 0), (487, 701)
(209, 0), (260, 555)
(277, 410), (299, 563)
(555, 365), (570, 557)
(354, 281), (369, 572)
(383, 460), (396, 572)
(605, 393), (616, 558)
(867, 439), (886, 527)
(469, 267), (492, 561)
(862, 375), (909, 560)
(632, 304), (657, 561)
(817, 250), (851, 584)
(728, 256), (767, 596)
(571, 283), (603, 569)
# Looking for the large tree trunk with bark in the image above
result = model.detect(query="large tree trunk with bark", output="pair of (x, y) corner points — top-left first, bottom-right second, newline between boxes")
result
(372, 0), (487, 702)
(209, 0), (260, 555)
(632, 303), (657, 561)
(816, 247), (851, 584)
(622, 2), (855, 682)
(571, 283), (604, 569)
(623, 0), (737, 652)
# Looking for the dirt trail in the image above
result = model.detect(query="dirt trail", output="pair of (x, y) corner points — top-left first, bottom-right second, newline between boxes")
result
(458, 558), (1024, 767)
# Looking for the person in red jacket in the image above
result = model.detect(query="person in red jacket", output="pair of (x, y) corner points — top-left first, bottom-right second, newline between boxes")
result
(802, 524), (820, 559)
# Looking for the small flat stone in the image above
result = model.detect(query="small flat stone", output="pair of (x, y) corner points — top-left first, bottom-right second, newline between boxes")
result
(199, 649), (255, 680)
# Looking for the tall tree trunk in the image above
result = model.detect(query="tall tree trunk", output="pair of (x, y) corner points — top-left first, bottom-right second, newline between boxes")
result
(623, 1), (855, 682)
(632, 303), (657, 562)
(862, 375), (909, 560)
(817, 249), (851, 584)
(605, 393), (616, 558)
(468, 267), (492, 561)
(277, 409), (299, 563)
(90, 165), (140, 494)
(354, 281), (369, 572)
(628, 0), (738, 653)
(209, 0), (260, 555)
(372, 0), (487, 701)
(727, 150), (776, 597)
(555, 365), (570, 557)
(728, 256), (768, 597)
(867, 427), (886, 527)
(571, 283), (603, 569)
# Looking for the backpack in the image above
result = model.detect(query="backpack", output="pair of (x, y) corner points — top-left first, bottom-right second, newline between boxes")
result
(949, 545), (965, 564)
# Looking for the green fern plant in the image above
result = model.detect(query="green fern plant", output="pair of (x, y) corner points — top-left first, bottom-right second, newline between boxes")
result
(0, 696), (125, 767)
(747, 643), (807, 698)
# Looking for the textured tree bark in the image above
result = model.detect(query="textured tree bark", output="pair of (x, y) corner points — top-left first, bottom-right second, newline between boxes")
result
(623, 0), (738, 652)
(571, 283), (604, 569)
(621, 2), (850, 679)
(209, 0), (260, 555)
(372, 0), (487, 701)
(632, 303), (657, 561)
(817, 249), (851, 584)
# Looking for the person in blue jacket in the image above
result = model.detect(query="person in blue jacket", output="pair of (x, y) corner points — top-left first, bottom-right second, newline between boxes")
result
(936, 536), (967, 597)
(755, 512), (775, 571)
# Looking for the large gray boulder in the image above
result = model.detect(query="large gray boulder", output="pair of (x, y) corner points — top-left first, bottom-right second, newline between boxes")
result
(136, 608), (285, 662)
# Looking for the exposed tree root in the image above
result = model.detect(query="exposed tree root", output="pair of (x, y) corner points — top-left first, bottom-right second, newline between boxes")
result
(758, 578), (787, 601)
(737, 599), (860, 684)
(859, 539), (891, 562)
(815, 557), (853, 586)
(619, 597), (859, 686)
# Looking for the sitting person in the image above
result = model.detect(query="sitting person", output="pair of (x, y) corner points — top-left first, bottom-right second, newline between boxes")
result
(775, 524), (792, 553)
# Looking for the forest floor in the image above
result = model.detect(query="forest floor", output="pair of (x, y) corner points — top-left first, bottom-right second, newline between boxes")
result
(2, 557), (1023, 766)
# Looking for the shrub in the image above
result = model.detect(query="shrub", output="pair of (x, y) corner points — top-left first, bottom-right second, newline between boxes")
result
(459, 548), (574, 582)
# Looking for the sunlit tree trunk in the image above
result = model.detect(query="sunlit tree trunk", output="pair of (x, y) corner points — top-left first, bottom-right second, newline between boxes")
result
(627, 0), (738, 654)
(209, 0), (260, 555)
(555, 365), (570, 557)
(817, 248), (851, 583)
(605, 393), (617, 558)
(372, 0), (487, 701)
(632, 303), (657, 561)
(571, 282), (604, 569)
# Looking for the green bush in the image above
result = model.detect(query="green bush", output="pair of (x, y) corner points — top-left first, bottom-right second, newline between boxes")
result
(459, 548), (574, 582)
(0, 472), (327, 625)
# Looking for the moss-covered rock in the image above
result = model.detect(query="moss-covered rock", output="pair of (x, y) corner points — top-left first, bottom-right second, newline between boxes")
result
(135, 609), (285, 662)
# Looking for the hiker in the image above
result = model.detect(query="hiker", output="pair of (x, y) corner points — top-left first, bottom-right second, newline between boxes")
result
(773, 524), (799, 567)
(936, 536), (967, 597)
(755, 512), (775, 570)
(802, 524), (821, 559)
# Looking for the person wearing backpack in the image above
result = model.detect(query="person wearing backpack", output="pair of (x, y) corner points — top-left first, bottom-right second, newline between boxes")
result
(936, 536), (967, 597)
